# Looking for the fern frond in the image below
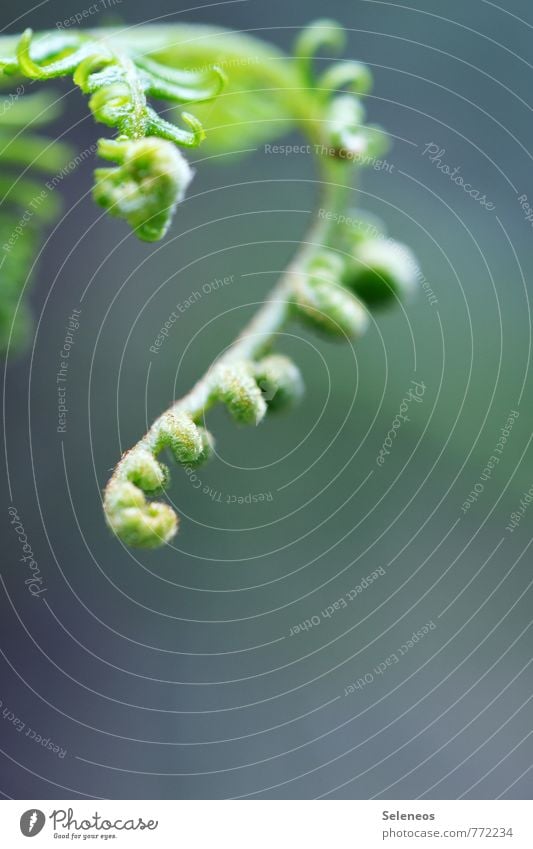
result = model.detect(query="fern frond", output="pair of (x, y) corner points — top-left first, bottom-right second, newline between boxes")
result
(0, 26), (227, 353)
(100, 20), (422, 548)
(0, 21), (422, 545)
(1, 28), (225, 241)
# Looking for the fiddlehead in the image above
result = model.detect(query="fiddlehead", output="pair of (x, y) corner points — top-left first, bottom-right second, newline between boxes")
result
(1, 28), (225, 240)
(100, 20), (421, 549)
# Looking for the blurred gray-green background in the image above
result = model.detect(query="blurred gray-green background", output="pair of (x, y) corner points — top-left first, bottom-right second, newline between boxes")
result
(1, 0), (532, 800)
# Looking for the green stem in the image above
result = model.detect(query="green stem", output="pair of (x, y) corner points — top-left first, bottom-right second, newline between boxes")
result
(110, 159), (350, 482)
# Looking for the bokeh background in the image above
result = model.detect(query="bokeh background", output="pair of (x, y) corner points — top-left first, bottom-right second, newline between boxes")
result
(1, 0), (532, 800)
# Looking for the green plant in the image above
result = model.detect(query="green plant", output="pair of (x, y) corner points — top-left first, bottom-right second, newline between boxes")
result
(0, 20), (420, 548)
(0, 86), (74, 352)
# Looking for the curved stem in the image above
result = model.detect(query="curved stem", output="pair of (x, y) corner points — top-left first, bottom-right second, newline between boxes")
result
(108, 160), (350, 485)
(0, 22), (377, 545)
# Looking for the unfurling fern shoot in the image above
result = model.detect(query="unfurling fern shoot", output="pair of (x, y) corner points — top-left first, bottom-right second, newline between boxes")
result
(0, 20), (421, 548)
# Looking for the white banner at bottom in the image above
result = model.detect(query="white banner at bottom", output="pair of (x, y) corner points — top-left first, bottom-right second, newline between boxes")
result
(1, 800), (531, 847)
